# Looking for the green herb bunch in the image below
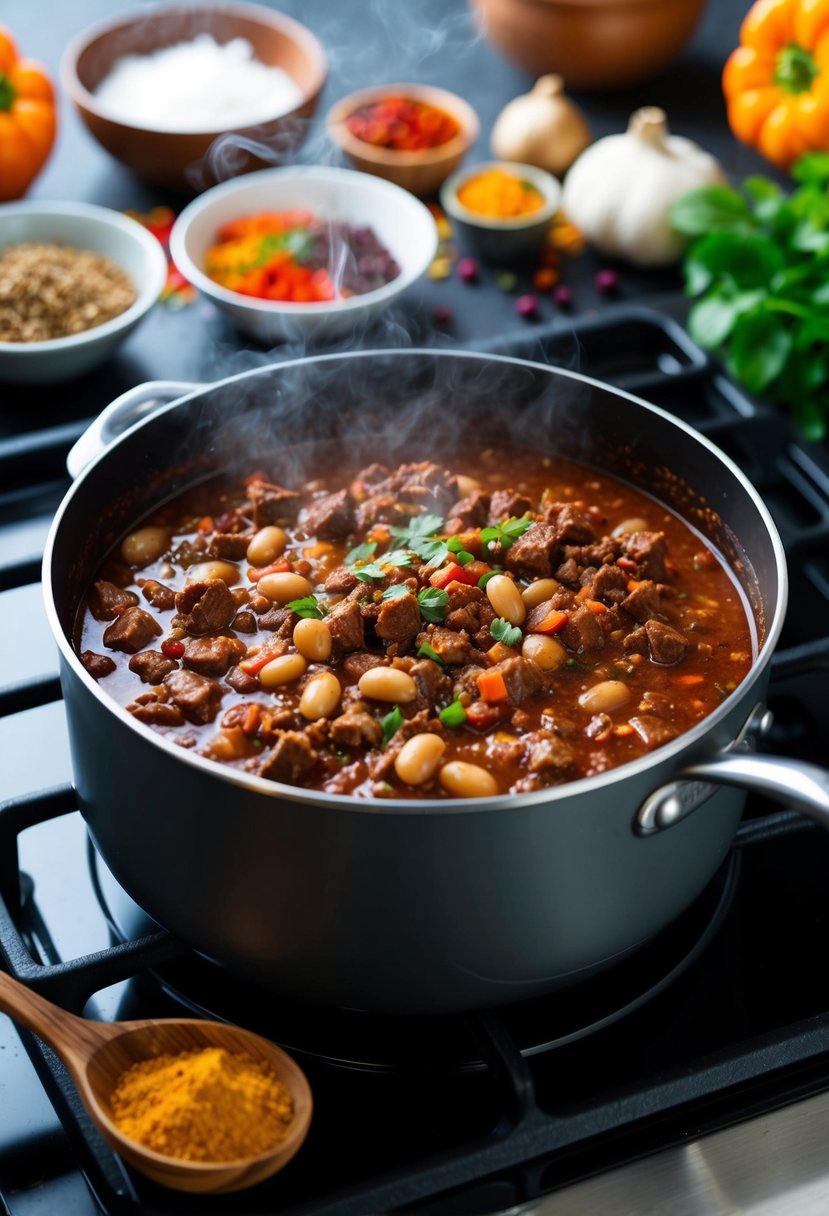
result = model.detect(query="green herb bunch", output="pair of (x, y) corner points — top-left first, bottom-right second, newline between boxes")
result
(670, 153), (829, 442)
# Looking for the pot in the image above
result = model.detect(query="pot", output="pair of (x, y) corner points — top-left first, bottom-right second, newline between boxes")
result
(42, 350), (826, 1013)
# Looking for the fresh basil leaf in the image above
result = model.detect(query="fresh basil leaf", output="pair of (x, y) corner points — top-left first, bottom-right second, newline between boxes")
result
(346, 541), (377, 564)
(670, 186), (752, 237)
(726, 310), (793, 394)
(287, 595), (324, 619)
(688, 232), (784, 290)
(490, 617), (522, 647)
(688, 290), (746, 349)
(381, 705), (404, 747)
(417, 586), (449, 623)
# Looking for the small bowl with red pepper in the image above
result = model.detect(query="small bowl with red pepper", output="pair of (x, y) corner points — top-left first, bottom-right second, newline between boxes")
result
(169, 164), (438, 343)
(327, 83), (479, 198)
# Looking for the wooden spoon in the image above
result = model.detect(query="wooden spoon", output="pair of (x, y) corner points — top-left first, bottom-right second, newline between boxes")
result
(0, 968), (312, 1193)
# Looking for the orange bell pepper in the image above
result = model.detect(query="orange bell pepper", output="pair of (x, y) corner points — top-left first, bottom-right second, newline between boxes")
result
(0, 24), (56, 201)
(722, 0), (829, 169)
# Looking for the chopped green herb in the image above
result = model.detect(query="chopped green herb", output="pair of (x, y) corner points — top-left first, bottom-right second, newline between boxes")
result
(353, 563), (388, 582)
(439, 699), (467, 728)
(287, 595), (325, 620)
(490, 618), (522, 648)
(346, 541), (377, 565)
(447, 536), (465, 553)
(352, 550), (414, 581)
(480, 516), (533, 554)
(389, 513), (444, 546)
(456, 550), (475, 566)
(417, 642), (444, 664)
(381, 704), (404, 746)
(412, 537), (449, 566)
(417, 586), (450, 623)
(478, 570), (498, 589)
(381, 583), (411, 601)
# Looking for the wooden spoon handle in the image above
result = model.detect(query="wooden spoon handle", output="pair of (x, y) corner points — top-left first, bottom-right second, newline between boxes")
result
(0, 968), (113, 1065)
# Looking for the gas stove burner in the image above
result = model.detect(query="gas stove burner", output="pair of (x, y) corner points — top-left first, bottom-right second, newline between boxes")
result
(90, 842), (739, 1074)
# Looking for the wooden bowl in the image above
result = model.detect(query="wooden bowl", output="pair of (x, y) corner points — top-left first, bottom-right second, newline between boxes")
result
(327, 83), (479, 199)
(469, 0), (708, 91)
(61, 2), (327, 192)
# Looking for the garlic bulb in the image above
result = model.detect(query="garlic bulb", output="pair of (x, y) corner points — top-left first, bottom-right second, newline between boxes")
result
(491, 75), (592, 178)
(561, 107), (726, 267)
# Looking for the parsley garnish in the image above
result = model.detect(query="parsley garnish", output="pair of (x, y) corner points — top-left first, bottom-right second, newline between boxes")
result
(381, 705), (404, 746)
(480, 516), (534, 554)
(439, 699), (467, 728)
(389, 513), (444, 546)
(381, 584), (411, 601)
(490, 618), (522, 648)
(417, 586), (450, 623)
(346, 541), (377, 564)
(352, 550), (414, 582)
(417, 642), (444, 664)
(287, 595), (325, 620)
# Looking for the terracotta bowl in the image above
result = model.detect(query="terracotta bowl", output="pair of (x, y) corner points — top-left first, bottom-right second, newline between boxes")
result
(327, 83), (479, 198)
(469, 0), (708, 91)
(61, 2), (327, 192)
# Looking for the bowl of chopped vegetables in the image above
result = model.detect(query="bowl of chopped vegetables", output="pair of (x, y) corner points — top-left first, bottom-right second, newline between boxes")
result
(440, 160), (561, 263)
(169, 165), (439, 343)
(0, 200), (168, 385)
(327, 83), (479, 198)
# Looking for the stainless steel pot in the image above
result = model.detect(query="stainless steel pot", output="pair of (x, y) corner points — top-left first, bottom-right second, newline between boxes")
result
(42, 350), (828, 1013)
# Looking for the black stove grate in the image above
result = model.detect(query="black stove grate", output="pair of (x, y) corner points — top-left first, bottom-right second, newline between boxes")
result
(3, 308), (829, 1216)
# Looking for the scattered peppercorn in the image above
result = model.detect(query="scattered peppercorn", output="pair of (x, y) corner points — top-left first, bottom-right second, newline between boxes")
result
(456, 257), (479, 284)
(552, 285), (573, 308)
(595, 268), (619, 295)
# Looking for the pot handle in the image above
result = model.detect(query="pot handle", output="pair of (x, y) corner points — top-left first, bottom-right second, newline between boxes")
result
(636, 753), (829, 836)
(66, 380), (201, 480)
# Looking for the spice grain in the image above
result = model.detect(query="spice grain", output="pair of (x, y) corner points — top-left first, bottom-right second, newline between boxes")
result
(0, 241), (137, 342)
(109, 1046), (294, 1162)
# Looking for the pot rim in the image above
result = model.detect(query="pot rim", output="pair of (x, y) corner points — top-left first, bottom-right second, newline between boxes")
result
(42, 347), (789, 816)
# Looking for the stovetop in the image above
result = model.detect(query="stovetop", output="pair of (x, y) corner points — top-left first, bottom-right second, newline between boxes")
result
(3, 309), (829, 1215)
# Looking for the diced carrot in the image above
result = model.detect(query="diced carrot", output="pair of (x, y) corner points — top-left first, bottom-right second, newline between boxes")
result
(240, 649), (281, 676)
(673, 673), (705, 686)
(304, 542), (333, 559)
(196, 515), (214, 534)
(247, 558), (292, 581)
(585, 599), (608, 614)
(576, 585), (591, 600)
(476, 669), (510, 703)
(241, 703), (262, 734)
(486, 641), (517, 664)
(626, 579), (643, 592)
(528, 608), (569, 635)
(368, 525), (391, 545)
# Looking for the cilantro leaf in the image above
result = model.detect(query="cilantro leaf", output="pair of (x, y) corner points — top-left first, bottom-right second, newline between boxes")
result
(490, 617), (522, 648)
(287, 595), (325, 619)
(481, 516), (533, 554)
(417, 586), (449, 623)
(346, 541), (377, 564)
(382, 584), (411, 601)
(389, 513), (444, 546)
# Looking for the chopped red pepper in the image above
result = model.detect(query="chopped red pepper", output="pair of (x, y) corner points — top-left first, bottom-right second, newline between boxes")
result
(239, 649), (281, 676)
(430, 562), (479, 590)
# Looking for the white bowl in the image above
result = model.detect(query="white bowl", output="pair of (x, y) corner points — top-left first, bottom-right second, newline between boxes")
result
(169, 165), (439, 343)
(0, 201), (168, 385)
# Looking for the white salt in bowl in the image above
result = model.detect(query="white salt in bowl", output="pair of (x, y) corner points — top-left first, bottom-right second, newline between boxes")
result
(62, 2), (327, 192)
(0, 201), (167, 385)
(169, 165), (439, 344)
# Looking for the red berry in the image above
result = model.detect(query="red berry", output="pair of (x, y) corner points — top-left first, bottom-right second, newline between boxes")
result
(457, 257), (479, 284)
(161, 639), (185, 659)
(595, 268), (619, 295)
(515, 293), (539, 319)
(552, 285), (572, 308)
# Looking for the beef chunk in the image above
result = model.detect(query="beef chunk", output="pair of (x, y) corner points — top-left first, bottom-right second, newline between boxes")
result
(488, 488), (533, 523)
(140, 579), (176, 611)
(629, 716), (679, 749)
(416, 626), (475, 666)
(232, 610), (257, 634)
(554, 557), (581, 587)
(128, 700), (186, 727)
(174, 579), (237, 634)
(368, 709), (443, 780)
(351, 462), (391, 493)
(354, 494), (409, 531)
(523, 730), (577, 773)
(565, 537), (621, 569)
(248, 479), (301, 527)
(409, 657), (454, 707)
(324, 566), (360, 595)
(490, 656), (545, 704)
(505, 523), (559, 579)
(208, 532), (251, 560)
(326, 598), (365, 652)
(255, 731), (317, 783)
(257, 606), (298, 636)
(636, 619), (690, 666)
(559, 605), (605, 653)
(376, 591), (421, 645)
(330, 707), (384, 748)
(80, 650), (116, 680)
(225, 665), (259, 694)
(341, 652), (385, 680)
(88, 580), (139, 621)
(163, 668), (224, 724)
(373, 461), (458, 513)
(301, 489), (355, 539)
(543, 502), (597, 545)
(582, 564), (628, 604)
(129, 649), (178, 684)
(446, 489), (491, 529)
(183, 635), (247, 676)
(102, 606), (162, 654)
(621, 580), (668, 623)
(624, 531), (667, 582)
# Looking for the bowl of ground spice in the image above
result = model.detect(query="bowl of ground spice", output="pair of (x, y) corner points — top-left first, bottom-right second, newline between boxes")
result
(0, 200), (167, 384)
(439, 160), (562, 263)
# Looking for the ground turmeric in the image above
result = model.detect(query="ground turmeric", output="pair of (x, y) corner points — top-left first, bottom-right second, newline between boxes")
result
(109, 1046), (294, 1162)
(456, 168), (545, 219)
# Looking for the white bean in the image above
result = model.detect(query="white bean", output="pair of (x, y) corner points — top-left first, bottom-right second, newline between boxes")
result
(120, 526), (169, 567)
(246, 525), (288, 567)
(485, 574), (526, 625)
(394, 734), (446, 786)
(578, 680), (631, 714)
(293, 617), (333, 661)
(521, 578), (560, 609)
(439, 761), (499, 798)
(612, 517), (649, 537)
(257, 571), (312, 604)
(358, 666), (418, 704)
(186, 560), (240, 587)
(299, 671), (342, 720)
(259, 653), (307, 689)
(522, 634), (567, 671)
